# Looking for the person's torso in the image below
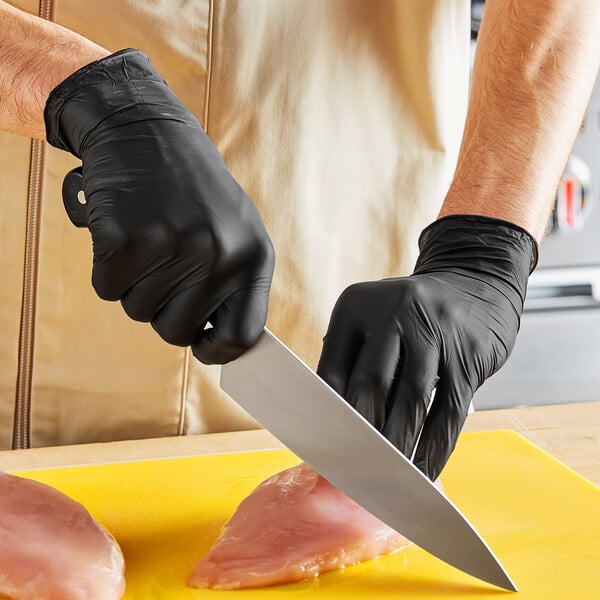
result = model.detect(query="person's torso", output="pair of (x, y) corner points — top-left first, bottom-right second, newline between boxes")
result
(0, 0), (470, 449)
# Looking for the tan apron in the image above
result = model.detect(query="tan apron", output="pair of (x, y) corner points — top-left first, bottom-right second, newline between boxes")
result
(0, 0), (470, 449)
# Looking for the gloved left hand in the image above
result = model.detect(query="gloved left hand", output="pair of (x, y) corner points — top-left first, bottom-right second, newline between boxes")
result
(317, 215), (537, 480)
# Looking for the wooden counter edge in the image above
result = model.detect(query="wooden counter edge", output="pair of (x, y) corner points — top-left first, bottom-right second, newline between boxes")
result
(0, 429), (285, 472)
(1, 402), (598, 485)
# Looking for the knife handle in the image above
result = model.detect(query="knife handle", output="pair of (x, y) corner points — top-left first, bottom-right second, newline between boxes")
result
(62, 166), (89, 228)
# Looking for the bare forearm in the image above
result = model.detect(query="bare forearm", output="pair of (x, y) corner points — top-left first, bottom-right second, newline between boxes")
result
(439, 0), (600, 241)
(0, 1), (108, 139)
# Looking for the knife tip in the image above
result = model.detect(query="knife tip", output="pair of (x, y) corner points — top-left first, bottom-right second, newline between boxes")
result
(494, 570), (518, 593)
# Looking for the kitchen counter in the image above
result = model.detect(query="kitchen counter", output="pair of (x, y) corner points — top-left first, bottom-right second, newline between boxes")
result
(463, 400), (599, 485)
(1, 401), (598, 485)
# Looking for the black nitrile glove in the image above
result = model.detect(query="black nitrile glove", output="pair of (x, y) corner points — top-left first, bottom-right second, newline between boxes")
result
(317, 215), (538, 480)
(44, 49), (274, 364)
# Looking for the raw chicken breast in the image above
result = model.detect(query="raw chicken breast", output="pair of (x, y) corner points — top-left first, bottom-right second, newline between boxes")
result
(0, 471), (125, 600)
(188, 462), (412, 589)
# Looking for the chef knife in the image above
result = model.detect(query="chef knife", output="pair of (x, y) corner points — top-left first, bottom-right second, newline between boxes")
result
(62, 173), (516, 591)
(221, 329), (517, 592)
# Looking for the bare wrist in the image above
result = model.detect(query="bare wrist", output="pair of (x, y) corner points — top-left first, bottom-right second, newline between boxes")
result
(0, 2), (109, 139)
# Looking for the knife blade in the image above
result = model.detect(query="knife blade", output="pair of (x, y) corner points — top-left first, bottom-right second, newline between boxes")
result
(220, 329), (517, 591)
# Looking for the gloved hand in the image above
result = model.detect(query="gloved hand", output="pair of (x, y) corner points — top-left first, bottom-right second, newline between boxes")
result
(44, 49), (274, 364)
(317, 215), (537, 480)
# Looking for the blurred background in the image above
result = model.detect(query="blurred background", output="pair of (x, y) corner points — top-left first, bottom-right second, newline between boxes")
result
(470, 0), (600, 409)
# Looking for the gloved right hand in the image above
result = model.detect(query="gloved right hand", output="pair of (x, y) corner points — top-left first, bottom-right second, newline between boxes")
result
(317, 215), (537, 480)
(44, 49), (274, 364)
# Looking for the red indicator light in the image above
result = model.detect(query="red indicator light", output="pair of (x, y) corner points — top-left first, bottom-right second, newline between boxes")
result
(564, 177), (575, 227)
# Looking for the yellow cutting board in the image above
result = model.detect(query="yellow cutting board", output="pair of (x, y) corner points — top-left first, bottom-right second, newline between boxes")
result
(9, 431), (600, 600)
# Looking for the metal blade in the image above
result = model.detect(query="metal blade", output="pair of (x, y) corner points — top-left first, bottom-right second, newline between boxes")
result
(220, 329), (516, 591)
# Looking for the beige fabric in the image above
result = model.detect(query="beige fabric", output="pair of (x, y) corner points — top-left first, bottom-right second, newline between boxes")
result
(0, 131), (30, 449)
(0, 0), (470, 449)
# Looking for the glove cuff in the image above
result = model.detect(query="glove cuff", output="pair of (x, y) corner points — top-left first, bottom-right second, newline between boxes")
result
(44, 49), (167, 157)
(417, 214), (538, 275)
